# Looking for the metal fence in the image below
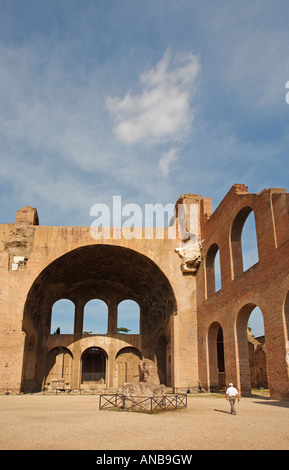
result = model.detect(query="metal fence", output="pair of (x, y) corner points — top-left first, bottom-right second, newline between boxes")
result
(99, 393), (187, 413)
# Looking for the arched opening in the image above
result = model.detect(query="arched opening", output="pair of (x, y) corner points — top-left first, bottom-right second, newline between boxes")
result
(156, 334), (169, 386)
(248, 306), (265, 338)
(81, 347), (107, 386)
(217, 327), (226, 390)
(207, 322), (225, 391)
(206, 243), (221, 296)
(236, 304), (267, 396)
(83, 299), (108, 334)
(231, 207), (259, 278)
(214, 249), (221, 292)
(50, 299), (75, 334)
(22, 244), (177, 392)
(117, 299), (140, 334)
(241, 211), (259, 271)
(116, 347), (142, 388)
(44, 347), (73, 391)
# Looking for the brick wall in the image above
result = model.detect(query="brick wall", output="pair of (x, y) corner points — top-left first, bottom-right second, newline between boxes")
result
(197, 185), (289, 399)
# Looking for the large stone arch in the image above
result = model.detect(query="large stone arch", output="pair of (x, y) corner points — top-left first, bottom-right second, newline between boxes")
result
(235, 303), (265, 396)
(21, 244), (177, 392)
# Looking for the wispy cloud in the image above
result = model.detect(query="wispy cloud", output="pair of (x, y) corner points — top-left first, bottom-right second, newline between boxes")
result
(158, 147), (180, 177)
(0, 40), (201, 224)
(106, 49), (200, 146)
(0, 1), (288, 229)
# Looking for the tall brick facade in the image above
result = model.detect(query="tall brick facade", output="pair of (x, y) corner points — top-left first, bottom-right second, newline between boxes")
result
(197, 184), (289, 399)
(0, 184), (288, 399)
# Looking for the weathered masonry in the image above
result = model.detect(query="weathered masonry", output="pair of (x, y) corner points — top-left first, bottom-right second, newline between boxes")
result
(0, 184), (288, 399)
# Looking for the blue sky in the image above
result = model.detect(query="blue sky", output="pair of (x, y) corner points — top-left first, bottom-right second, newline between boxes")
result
(51, 298), (140, 335)
(1, 1), (288, 336)
(0, 0), (288, 227)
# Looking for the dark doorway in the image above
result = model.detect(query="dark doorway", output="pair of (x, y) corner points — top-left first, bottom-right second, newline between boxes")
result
(217, 327), (226, 390)
(208, 322), (226, 391)
(81, 348), (106, 384)
(156, 335), (168, 386)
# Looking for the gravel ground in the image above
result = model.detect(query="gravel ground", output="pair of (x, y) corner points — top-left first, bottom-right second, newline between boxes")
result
(0, 393), (289, 450)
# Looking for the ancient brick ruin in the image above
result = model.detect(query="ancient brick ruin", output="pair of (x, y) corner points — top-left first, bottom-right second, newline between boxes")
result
(0, 184), (288, 399)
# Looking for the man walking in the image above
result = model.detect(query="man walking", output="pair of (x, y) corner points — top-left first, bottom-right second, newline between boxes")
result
(226, 383), (240, 415)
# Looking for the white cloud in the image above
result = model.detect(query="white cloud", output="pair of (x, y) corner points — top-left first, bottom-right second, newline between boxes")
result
(106, 49), (200, 145)
(158, 147), (180, 177)
(0, 40), (193, 224)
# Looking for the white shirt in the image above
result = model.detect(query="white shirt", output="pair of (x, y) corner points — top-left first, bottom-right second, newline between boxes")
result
(226, 386), (238, 397)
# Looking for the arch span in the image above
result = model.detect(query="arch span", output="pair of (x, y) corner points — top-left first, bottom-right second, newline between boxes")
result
(206, 243), (221, 296)
(236, 303), (266, 396)
(21, 244), (177, 392)
(231, 206), (259, 278)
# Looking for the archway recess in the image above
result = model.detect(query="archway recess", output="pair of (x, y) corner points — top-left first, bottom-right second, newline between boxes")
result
(236, 303), (267, 396)
(81, 347), (107, 386)
(116, 347), (143, 388)
(22, 244), (177, 392)
(207, 322), (225, 391)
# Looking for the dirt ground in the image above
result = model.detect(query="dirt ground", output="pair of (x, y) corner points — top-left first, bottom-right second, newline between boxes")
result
(0, 393), (289, 451)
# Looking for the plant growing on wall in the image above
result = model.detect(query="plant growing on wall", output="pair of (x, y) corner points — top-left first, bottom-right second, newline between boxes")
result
(117, 327), (131, 334)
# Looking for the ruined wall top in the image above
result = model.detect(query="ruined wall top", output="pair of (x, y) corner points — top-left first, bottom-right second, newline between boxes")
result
(15, 206), (39, 226)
